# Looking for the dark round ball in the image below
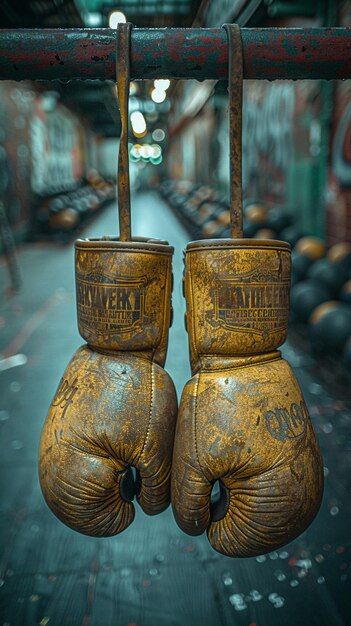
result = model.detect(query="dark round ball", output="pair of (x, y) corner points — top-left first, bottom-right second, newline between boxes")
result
(290, 279), (334, 323)
(291, 252), (314, 284)
(245, 204), (267, 225)
(266, 207), (291, 233)
(243, 197), (262, 210)
(50, 208), (79, 231)
(295, 236), (326, 261)
(254, 228), (277, 240)
(243, 219), (258, 238)
(340, 279), (351, 304)
(309, 300), (340, 352)
(50, 197), (67, 213)
(280, 226), (304, 247)
(308, 258), (349, 296)
(202, 219), (225, 238)
(310, 303), (351, 352)
(327, 242), (351, 272)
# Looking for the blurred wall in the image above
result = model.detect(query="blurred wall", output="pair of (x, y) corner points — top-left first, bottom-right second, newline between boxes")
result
(96, 137), (119, 180)
(242, 78), (325, 237)
(326, 0), (351, 245)
(166, 0), (351, 245)
(239, 0), (351, 245)
(0, 82), (97, 244)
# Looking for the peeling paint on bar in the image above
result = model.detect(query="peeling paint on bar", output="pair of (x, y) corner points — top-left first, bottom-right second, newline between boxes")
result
(0, 28), (350, 81)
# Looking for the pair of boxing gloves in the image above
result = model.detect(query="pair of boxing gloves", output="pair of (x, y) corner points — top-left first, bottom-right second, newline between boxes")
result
(39, 236), (323, 557)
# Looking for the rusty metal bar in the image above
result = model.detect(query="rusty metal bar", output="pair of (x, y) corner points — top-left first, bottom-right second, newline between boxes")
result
(0, 27), (351, 81)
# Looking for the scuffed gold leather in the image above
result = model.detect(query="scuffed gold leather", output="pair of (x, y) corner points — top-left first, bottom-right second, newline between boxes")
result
(172, 240), (323, 557)
(75, 238), (174, 366)
(40, 346), (177, 535)
(39, 238), (177, 536)
(184, 239), (291, 373)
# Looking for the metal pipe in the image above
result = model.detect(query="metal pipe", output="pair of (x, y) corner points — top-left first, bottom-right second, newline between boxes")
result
(0, 27), (350, 81)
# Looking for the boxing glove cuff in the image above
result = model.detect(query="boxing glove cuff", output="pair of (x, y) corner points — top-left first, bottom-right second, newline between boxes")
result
(75, 237), (174, 367)
(183, 239), (291, 373)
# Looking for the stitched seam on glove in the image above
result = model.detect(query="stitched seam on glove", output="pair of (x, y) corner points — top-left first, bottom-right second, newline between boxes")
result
(152, 257), (170, 363)
(186, 242), (290, 252)
(198, 353), (281, 371)
(188, 252), (200, 370)
(88, 347), (151, 360)
(136, 362), (154, 465)
(75, 245), (173, 256)
(193, 373), (209, 482)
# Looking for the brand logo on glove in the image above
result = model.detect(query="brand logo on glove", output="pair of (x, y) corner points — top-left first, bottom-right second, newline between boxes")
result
(263, 401), (309, 441)
(214, 280), (290, 334)
(76, 274), (146, 335)
(52, 377), (78, 420)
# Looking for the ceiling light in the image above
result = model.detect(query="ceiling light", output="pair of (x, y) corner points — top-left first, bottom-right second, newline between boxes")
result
(85, 12), (102, 27)
(154, 79), (170, 91)
(151, 89), (166, 104)
(140, 145), (153, 159)
(152, 128), (165, 142)
(151, 155), (163, 166)
(130, 111), (147, 137)
(109, 11), (127, 28)
(151, 144), (162, 159)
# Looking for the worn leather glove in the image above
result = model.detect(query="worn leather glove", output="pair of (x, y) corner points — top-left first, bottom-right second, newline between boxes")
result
(172, 239), (323, 557)
(39, 237), (177, 536)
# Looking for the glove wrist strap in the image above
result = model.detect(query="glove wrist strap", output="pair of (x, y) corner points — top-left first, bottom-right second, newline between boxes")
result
(195, 351), (282, 373)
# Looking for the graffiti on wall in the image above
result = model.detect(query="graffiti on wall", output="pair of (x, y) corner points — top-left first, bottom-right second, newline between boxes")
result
(31, 97), (84, 195)
(332, 100), (351, 187)
(326, 78), (351, 244)
(0, 85), (34, 228)
(242, 82), (295, 198)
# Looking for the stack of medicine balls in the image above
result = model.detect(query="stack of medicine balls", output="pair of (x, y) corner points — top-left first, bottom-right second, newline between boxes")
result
(159, 179), (230, 239)
(289, 238), (351, 366)
(243, 199), (351, 367)
(160, 180), (351, 369)
(36, 171), (115, 240)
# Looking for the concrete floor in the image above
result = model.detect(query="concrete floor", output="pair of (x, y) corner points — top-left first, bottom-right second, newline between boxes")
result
(0, 192), (351, 626)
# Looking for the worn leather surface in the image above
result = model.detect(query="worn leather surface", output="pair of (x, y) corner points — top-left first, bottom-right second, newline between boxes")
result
(39, 238), (177, 536)
(172, 240), (324, 557)
(184, 239), (291, 372)
(75, 238), (174, 366)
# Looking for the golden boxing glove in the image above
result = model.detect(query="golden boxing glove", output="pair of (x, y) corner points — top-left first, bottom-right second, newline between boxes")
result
(172, 239), (323, 557)
(39, 238), (177, 536)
